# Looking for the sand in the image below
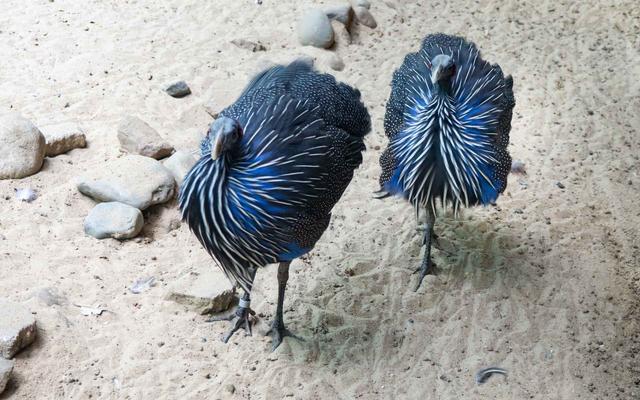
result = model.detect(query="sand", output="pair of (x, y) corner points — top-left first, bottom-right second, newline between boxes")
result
(1, 0), (639, 399)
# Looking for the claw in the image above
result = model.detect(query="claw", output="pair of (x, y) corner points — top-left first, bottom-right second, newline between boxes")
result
(208, 305), (256, 343)
(373, 190), (391, 199)
(266, 321), (304, 351)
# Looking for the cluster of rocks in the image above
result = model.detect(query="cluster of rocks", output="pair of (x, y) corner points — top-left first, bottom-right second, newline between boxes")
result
(0, 114), (86, 180)
(0, 299), (38, 394)
(79, 116), (197, 240)
(297, 0), (377, 54)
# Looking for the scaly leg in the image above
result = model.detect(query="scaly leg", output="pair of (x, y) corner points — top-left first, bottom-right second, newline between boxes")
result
(208, 269), (257, 343)
(266, 262), (302, 351)
(414, 207), (436, 291)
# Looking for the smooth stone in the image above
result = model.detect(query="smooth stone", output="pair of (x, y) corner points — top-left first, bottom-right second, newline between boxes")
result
(354, 6), (377, 28)
(230, 39), (267, 52)
(0, 358), (13, 394)
(117, 116), (174, 160)
(0, 299), (37, 359)
(0, 114), (46, 179)
(163, 150), (197, 186)
(166, 269), (236, 315)
(298, 9), (335, 49)
(328, 53), (345, 71)
(352, 0), (371, 9)
(40, 122), (87, 157)
(165, 81), (191, 98)
(77, 155), (175, 210)
(325, 4), (354, 26)
(84, 202), (144, 240)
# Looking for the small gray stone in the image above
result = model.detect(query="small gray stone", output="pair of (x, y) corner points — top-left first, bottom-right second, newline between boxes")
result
(328, 53), (345, 71)
(117, 116), (174, 160)
(298, 9), (335, 49)
(163, 151), (197, 186)
(167, 269), (236, 315)
(40, 122), (87, 157)
(0, 299), (37, 359)
(325, 4), (354, 26)
(84, 202), (144, 240)
(0, 114), (46, 180)
(77, 155), (175, 210)
(351, 0), (371, 9)
(223, 384), (236, 394)
(0, 358), (14, 394)
(33, 287), (67, 306)
(354, 6), (377, 28)
(231, 39), (267, 52)
(165, 81), (191, 98)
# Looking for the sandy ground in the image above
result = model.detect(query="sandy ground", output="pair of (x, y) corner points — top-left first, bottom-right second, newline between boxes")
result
(1, 0), (639, 399)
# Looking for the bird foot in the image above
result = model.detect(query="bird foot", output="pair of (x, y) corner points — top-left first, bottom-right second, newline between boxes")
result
(265, 320), (304, 351)
(372, 190), (391, 200)
(412, 261), (436, 291)
(208, 305), (256, 343)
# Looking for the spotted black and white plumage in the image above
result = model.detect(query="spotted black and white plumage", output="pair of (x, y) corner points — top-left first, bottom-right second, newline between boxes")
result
(180, 60), (370, 293)
(379, 33), (515, 213)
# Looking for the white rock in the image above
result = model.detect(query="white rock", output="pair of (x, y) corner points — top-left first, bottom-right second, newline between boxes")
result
(298, 9), (335, 49)
(0, 358), (14, 394)
(117, 116), (174, 160)
(84, 202), (144, 240)
(163, 151), (197, 187)
(0, 114), (46, 180)
(328, 53), (345, 71)
(351, 0), (371, 9)
(40, 122), (87, 157)
(77, 155), (175, 210)
(166, 269), (236, 315)
(325, 4), (354, 26)
(0, 299), (37, 359)
(354, 6), (377, 28)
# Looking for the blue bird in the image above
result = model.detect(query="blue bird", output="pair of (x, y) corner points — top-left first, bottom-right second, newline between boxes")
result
(377, 34), (515, 290)
(179, 60), (370, 350)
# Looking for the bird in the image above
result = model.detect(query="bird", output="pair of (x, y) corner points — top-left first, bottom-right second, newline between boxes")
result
(179, 59), (371, 350)
(376, 33), (515, 290)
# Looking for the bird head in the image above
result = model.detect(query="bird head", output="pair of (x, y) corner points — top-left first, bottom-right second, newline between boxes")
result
(208, 117), (243, 160)
(430, 54), (456, 85)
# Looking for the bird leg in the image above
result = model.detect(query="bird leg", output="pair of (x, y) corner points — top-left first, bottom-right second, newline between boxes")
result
(266, 262), (302, 351)
(208, 290), (257, 343)
(414, 207), (436, 291)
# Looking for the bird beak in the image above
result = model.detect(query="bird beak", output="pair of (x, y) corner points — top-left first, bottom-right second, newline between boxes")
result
(211, 134), (224, 161)
(430, 65), (442, 85)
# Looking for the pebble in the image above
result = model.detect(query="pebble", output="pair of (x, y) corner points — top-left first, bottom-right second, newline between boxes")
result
(328, 53), (345, 71)
(14, 188), (37, 203)
(84, 202), (144, 240)
(40, 122), (87, 157)
(298, 9), (335, 49)
(0, 299), (37, 359)
(0, 114), (46, 180)
(354, 6), (377, 28)
(77, 155), (175, 210)
(163, 150), (197, 186)
(556, 181), (566, 189)
(34, 287), (67, 306)
(223, 384), (236, 394)
(230, 39), (267, 52)
(166, 269), (236, 315)
(510, 159), (526, 174)
(165, 81), (191, 98)
(117, 116), (174, 160)
(0, 358), (14, 394)
(325, 4), (354, 26)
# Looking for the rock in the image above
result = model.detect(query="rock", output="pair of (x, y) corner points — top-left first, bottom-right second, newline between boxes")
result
(0, 114), (46, 179)
(117, 116), (174, 160)
(231, 39), (267, 52)
(165, 81), (191, 98)
(351, 0), (371, 9)
(328, 53), (345, 71)
(325, 4), (354, 26)
(40, 122), (87, 157)
(14, 188), (37, 203)
(223, 384), (236, 394)
(0, 299), (37, 359)
(297, 9), (335, 49)
(163, 151), (197, 186)
(354, 6), (377, 28)
(84, 202), (144, 240)
(0, 358), (14, 394)
(510, 159), (526, 174)
(77, 155), (175, 210)
(167, 269), (236, 315)
(33, 287), (67, 307)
